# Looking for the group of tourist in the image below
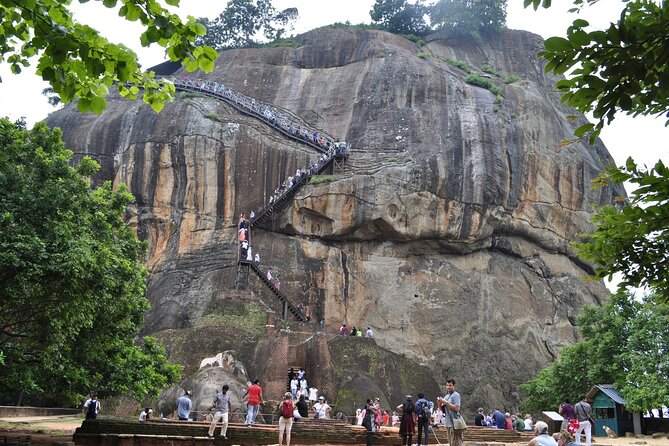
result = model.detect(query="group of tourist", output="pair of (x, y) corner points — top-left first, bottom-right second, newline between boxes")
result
(172, 77), (346, 156)
(475, 407), (535, 431)
(339, 323), (374, 338)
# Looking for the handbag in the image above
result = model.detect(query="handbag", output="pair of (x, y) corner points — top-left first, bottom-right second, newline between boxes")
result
(568, 419), (580, 434)
(453, 412), (467, 430)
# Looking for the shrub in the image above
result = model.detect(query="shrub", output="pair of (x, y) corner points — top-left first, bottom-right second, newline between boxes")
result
(309, 175), (338, 185)
(447, 59), (471, 73)
(205, 111), (223, 122)
(402, 34), (427, 47)
(481, 64), (499, 76)
(503, 75), (521, 84)
(265, 38), (302, 48)
(465, 74), (502, 96)
(417, 51), (429, 59)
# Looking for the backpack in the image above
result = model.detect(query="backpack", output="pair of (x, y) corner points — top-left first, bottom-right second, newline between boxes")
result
(281, 400), (293, 419)
(87, 400), (97, 416)
(419, 401), (432, 422)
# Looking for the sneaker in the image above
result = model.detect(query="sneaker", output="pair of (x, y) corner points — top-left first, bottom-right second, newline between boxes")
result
(222, 436), (228, 440)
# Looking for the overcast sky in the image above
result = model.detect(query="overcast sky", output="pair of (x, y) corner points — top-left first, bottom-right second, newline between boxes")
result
(0, 0), (666, 170)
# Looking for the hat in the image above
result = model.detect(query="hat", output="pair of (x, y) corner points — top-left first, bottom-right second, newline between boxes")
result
(375, 397), (380, 401)
(535, 421), (549, 433)
(319, 396), (325, 400)
(405, 395), (413, 401)
(285, 392), (292, 398)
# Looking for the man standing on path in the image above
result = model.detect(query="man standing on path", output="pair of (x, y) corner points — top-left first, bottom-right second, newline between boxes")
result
(439, 379), (463, 446)
(208, 385), (231, 438)
(177, 390), (192, 421)
(574, 396), (593, 446)
(83, 394), (100, 420)
(243, 379), (265, 426)
(415, 392), (433, 446)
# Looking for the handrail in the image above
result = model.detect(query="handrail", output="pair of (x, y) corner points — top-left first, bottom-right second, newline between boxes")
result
(168, 77), (349, 157)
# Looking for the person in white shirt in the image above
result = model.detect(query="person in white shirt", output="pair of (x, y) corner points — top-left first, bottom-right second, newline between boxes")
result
(366, 327), (374, 337)
(313, 396), (331, 419)
(138, 408), (153, 421)
(308, 387), (318, 404)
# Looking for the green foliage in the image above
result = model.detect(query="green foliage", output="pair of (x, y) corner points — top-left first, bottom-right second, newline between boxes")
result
(447, 59), (472, 73)
(309, 175), (339, 185)
(0, 0), (216, 114)
(369, 0), (430, 35)
(402, 34), (427, 47)
(465, 74), (502, 96)
(521, 292), (669, 412)
(417, 51), (429, 59)
(503, 74), (520, 84)
(264, 38), (302, 48)
(0, 119), (178, 406)
(480, 64), (498, 76)
(196, 0), (298, 49)
(527, 0), (669, 144)
(205, 111), (223, 122)
(431, 0), (507, 41)
(322, 22), (384, 31)
(576, 159), (669, 301)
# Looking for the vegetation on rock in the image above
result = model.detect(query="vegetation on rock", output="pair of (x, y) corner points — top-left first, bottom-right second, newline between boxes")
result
(0, 0), (216, 113)
(521, 292), (669, 413)
(0, 119), (179, 406)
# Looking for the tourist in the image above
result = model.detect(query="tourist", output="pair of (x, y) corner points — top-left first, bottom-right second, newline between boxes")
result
(514, 414), (526, 431)
(474, 407), (485, 426)
(373, 397), (382, 431)
(558, 429), (577, 446)
(177, 390), (192, 420)
(290, 377), (299, 399)
(208, 385), (231, 438)
(138, 407), (153, 421)
(484, 411), (493, 426)
(243, 379), (265, 426)
(492, 408), (505, 429)
(296, 394), (309, 419)
(524, 414), (534, 431)
(397, 395), (415, 446)
(308, 386), (319, 405)
(278, 392), (294, 446)
(362, 398), (377, 446)
(382, 410), (390, 426)
(440, 379), (463, 446)
(528, 421), (558, 446)
(351, 327), (358, 336)
(366, 327), (374, 337)
(339, 324), (347, 335)
(559, 398), (575, 431)
(505, 412), (513, 430)
(83, 394), (100, 420)
(313, 396), (331, 419)
(391, 411), (400, 426)
(416, 392), (433, 446)
(574, 396), (593, 446)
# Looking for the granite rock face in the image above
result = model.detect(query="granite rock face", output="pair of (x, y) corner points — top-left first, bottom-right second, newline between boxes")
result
(46, 28), (623, 414)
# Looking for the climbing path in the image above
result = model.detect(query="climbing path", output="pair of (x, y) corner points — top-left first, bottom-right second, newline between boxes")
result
(176, 77), (349, 321)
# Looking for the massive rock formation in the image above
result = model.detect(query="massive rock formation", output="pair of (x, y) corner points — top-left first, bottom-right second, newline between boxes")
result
(46, 28), (623, 414)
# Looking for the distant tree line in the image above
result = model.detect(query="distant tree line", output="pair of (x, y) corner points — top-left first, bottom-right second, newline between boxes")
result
(196, 0), (507, 51)
(370, 0), (507, 41)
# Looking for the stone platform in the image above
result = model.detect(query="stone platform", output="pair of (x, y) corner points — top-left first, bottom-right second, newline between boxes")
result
(73, 419), (541, 446)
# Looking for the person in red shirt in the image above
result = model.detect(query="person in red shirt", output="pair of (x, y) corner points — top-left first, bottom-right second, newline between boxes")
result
(243, 379), (265, 426)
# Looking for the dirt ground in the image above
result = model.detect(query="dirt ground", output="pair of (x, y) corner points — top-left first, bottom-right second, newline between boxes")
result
(1, 417), (668, 446)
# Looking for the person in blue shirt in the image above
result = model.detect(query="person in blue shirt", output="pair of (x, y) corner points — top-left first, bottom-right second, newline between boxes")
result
(415, 393), (433, 446)
(492, 409), (506, 429)
(177, 390), (192, 421)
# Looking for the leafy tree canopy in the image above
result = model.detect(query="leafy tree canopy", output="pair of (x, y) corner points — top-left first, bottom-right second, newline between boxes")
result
(577, 158), (669, 301)
(522, 292), (669, 413)
(0, 118), (179, 406)
(0, 0), (218, 113)
(430, 0), (507, 42)
(197, 0), (298, 50)
(526, 0), (669, 143)
(369, 0), (430, 36)
(525, 0), (669, 302)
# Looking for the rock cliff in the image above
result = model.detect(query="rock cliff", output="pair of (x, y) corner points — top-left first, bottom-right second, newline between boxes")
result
(46, 27), (623, 415)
